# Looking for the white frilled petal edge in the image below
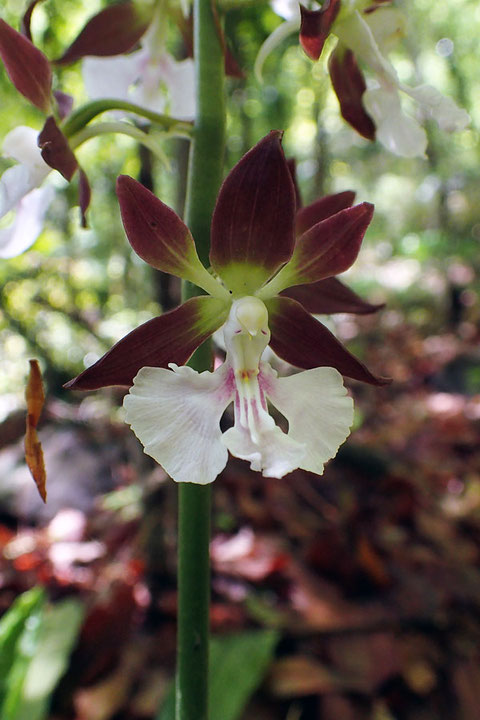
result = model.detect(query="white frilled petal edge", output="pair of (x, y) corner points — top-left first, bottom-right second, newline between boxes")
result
(124, 362), (354, 484)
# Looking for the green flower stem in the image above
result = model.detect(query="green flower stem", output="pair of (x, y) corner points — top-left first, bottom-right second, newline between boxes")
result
(70, 122), (175, 166)
(61, 98), (193, 138)
(177, 1), (226, 720)
(183, 0), (226, 272)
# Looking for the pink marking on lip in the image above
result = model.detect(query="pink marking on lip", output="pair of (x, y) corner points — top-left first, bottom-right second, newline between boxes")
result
(261, 330), (267, 335)
(258, 366), (274, 396)
(234, 329), (242, 334)
(251, 397), (260, 422)
(259, 387), (267, 411)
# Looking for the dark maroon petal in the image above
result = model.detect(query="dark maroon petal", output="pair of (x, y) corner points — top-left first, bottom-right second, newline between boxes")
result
(38, 116), (78, 181)
(78, 168), (91, 228)
(296, 191), (356, 236)
(54, 90), (74, 119)
(270, 203), (374, 293)
(65, 296), (228, 390)
(0, 19), (51, 112)
(328, 46), (376, 141)
(54, 1), (152, 65)
(282, 277), (384, 315)
(21, 0), (45, 41)
(266, 296), (390, 385)
(116, 175), (208, 282)
(294, 203), (374, 282)
(210, 131), (296, 294)
(299, 1), (340, 61)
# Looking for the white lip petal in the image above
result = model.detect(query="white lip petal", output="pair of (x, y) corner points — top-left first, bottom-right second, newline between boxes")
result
(222, 421), (305, 478)
(124, 364), (233, 484)
(82, 51), (147, 102)
(2, 126), (49, 173)
(271, 0), (300, 21)
(403, 84), (470, 133)
(0, 162), (50, 218)
(266, 366), (354, 476)
(0, 185), (54, 259)
(363, 86), (428, 158)
(158, 55), (196, 121)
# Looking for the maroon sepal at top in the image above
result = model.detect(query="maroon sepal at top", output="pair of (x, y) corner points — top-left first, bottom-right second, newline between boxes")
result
(299, 1), (341, 61)
(210, 131), (296, 291)
(282, 276), (384, 315)
(0, 19), (51, 112)
(21, 0), (45, 42)
(266, 296), (390, 385)
(296, 190), (356, 236)
(54, 1), (152, 65)
(65, 296), (227, 390)
(328, 46), (376, 141)
(38, 117), (78, 181)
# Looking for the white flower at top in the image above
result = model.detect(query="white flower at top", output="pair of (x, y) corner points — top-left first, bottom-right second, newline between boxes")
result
(334, 8), (470, 157)
(259, 0), (469, 158)
(0, 126), (53, 258)
(82, 15), (195, 121)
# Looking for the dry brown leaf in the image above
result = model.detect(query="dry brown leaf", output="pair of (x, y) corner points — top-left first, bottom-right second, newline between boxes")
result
(25, 359), (47, 502)
(267, 656), (367, 697)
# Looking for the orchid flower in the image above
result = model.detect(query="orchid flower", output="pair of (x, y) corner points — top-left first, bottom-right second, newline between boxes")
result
(258, 1), (469, 157)
(66, 132), (388, 483)
(82, 12), (195, 121)
(0, 126), (54, 258)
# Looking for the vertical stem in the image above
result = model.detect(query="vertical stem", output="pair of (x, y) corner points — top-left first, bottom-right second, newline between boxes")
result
(176, 1), (226, 719)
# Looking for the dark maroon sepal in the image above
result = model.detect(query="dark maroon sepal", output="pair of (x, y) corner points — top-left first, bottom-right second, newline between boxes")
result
(78, 168), (91, 228)
(0, 19), (51, 112)
(116, 175), (198, 277)
(282, 277), (384, 315)
(266, 296), (390, 385)
(38, 117), (78, 181)
(54, 1), (152, 65)
(296, 191), (356, 236)
(65, 297), (226, 390)
(210, 131), (296, 292)
(21, 0), (45, 42)
(299, 1), (340, 61)
(328, 46), (376, 141)
(293, 202), (374, 284)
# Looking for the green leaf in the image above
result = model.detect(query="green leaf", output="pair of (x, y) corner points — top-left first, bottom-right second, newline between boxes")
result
(157, 629), (279, 720)
(13, 598), (85, 720)
(0, 588), (46, 720)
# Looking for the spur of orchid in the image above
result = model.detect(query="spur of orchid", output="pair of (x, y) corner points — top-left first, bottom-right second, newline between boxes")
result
(67, 131), (388, 484)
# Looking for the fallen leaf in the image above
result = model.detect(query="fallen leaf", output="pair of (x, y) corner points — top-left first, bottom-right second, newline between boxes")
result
(25, 359), (47, 502)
